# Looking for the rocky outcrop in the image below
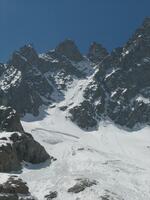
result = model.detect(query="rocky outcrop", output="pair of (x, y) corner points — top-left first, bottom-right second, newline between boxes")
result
(100, 189), (124, 200)
(0, 106), (24, 133)
(69, 17), (150, 131)
(3, 49), (53, 116)
(87, 42), (109, 64)
(44, 191), (58, 199)
(0, 40), (87, 117)
(69, 101), (98, 130)
(0, 105), (51, 172)
(55, 39), (83, 61)
(0, 132), (51, 172)
(67, 178), (97, 193)
(0, 176), (35, 200)
(0, 140), (21, 172)
(10, 132), (50, 164)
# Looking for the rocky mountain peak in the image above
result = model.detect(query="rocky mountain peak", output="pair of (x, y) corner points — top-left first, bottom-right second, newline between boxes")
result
(142, 17), (150, 28)
(69, 18), (150, 131)
(123, 17), (150, 55)
(8, 44), (39, 68)
(55, 39), (83, 61)
(87, 42), (109, 64)
(19, 44), (39, 62)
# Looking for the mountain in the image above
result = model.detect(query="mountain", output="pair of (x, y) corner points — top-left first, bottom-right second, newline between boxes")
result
(0, 40), (94, 117)
(1, 19), (150, 131)
(0, 17), (150, 200)
(0, 106), (51, 172)
(69, 17), (150, 131)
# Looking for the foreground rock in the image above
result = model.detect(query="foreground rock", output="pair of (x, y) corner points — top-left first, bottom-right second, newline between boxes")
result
(44, 191), (58, 199)
(100, 189), (124, 200)
(0, 132), (51, 172)
(67, 178), (97, 193)
(0, 176), (35, 200)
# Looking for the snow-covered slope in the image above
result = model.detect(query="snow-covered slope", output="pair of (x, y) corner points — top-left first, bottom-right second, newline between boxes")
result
(18, 79), (150, 200)
(0, 18), (150, 200)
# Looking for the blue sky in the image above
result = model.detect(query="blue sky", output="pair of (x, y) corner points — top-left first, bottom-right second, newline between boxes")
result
(0, 0), (150, 62)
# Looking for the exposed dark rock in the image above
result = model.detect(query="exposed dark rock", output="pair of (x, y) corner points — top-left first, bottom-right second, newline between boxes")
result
(70, 17), (150, 131)
(44, 191), (58, 199)
(0, 63), (53, 116)
(0, 142), (21, 172)
(68, 178), (97, 193)
(100, 189), (124, 200)
(59, 105), (68, 111)
(69, 101), (98, 130)
(0, 18), (150, 132)
(0, 132), (51, 172)
(0, 40), (86, 117)
(0, 176), (35, 200)
(87, 42), (109, 64)
(0, 106), (24, 133)
(10, 132), (50, 164)
(55, 39), (83, 61)
(8, 44), (39, 68)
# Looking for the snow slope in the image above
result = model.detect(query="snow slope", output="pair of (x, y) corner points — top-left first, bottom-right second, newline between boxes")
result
(19, 79), (150, 200)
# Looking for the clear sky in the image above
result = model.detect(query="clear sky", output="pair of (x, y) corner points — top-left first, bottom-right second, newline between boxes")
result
(0, 0), (150, 62)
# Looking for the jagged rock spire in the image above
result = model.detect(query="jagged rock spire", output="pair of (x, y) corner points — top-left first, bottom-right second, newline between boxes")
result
(55, 39), (83, 61)
(8, 44), (39, 67)
(87, 42), (109, 64)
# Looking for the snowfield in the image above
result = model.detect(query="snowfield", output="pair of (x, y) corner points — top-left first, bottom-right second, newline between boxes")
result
(21, 111), (150, 200)
(20, 98), (150, 199)
(1, 76), (150, 200)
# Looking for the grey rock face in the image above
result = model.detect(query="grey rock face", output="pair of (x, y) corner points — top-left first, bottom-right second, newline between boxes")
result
(0, 132), (50, 172)
(0, 105), (51, 172)
(0, 106), (24, 133)
(0, 17), (150, 132)
(0, 41), (86, 117)
(0, 142), (21, 172)
(55, 39), (83, 61)
(44, 191), (58, 199)
(100, 189), (124, 200)
(87, 42), (109, 64)
(69, 101), (98, 130)
(0, 176), (35, 200)
(10, 132), (50, 164)
(70, 17), (150, 131)
(1, 44), (54, 116)
(67, 178), (97, 193)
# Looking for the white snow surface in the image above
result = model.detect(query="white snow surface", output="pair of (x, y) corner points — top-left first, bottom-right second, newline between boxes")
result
(20, 107), (150, 200)
(20, 79), (150, 200)
(136, 95), (150, 104)
(1, 78), (150, 199)
(0, 132), (17, 147)
(0, 173), (10, 184)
